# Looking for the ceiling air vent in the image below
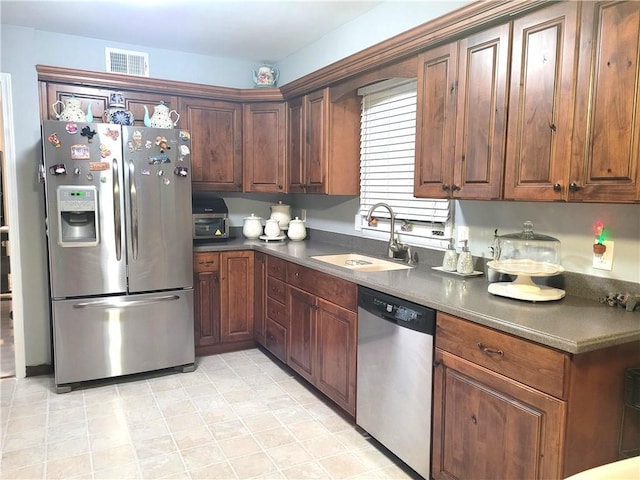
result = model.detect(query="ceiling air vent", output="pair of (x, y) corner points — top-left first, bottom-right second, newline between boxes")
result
(106, 48), (149, 77)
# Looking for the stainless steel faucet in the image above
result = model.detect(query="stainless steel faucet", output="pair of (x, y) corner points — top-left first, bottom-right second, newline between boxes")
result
(366, 203), (408, 259)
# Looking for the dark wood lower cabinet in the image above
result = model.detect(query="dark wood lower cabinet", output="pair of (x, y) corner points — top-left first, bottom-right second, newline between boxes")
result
(193, 251), (255, 356)
(434, 312), (640, 479)
(432, 349), (565, 479)
(287, 269), (357, 417)
(288, 286), (316, 383)
(193, 253), (221, 354)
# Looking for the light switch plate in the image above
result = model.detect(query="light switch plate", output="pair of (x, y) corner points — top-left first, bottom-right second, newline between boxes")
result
(593, 240), (614, 271)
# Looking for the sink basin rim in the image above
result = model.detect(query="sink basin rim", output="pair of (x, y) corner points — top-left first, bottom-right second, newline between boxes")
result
(310, 253), (413, 271)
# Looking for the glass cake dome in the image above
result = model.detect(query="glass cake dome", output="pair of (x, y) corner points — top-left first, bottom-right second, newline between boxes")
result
(487, 221), (565, 302)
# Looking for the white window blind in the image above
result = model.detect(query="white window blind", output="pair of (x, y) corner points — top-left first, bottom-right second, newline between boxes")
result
(358, 79), (451, 247)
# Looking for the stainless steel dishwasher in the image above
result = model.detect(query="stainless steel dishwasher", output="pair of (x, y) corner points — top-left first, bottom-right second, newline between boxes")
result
(357, 286), (436, 479)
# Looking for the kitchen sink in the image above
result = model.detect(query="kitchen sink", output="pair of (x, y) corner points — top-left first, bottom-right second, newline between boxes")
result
(310, 253), (413, 272)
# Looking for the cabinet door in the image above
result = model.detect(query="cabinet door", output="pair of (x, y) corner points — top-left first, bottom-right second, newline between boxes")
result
(287, 97), (305, 193)
(453, 24), (509, 199)
(304, 89), (328, 193)
(503, 2), (579, 201)
(570, 1), (640, 202)
(243, 102), (287, 193)
(253, 252), (267, 346)
(288, 286), (316, 382)
(414, 42), (458, 198)
(179, 97), (242, 191)
(220, 251), (254, 343)
(45, 84), (111, 122)
(315, 297), (357, 416)
(193, 254), (221, 351)
(432, 349), (566, 480)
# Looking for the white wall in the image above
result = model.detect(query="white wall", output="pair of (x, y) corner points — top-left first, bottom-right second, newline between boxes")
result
(277, 1), (472, 84)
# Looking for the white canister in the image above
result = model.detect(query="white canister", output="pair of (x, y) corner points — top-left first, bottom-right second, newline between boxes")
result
(269, 201), (291, 229)
(242, 214), (263, 239)
(287, 217), (307, 241)
(264, 218), (281, 238)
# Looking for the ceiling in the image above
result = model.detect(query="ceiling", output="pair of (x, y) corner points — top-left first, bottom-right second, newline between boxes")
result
(0, 0), (385, 63)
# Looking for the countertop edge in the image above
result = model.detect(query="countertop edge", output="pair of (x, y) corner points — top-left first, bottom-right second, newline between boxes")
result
(194, 239), (640, 355)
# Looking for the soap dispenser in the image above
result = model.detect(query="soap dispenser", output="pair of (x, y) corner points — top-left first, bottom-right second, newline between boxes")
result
(456, 240), (474, 274)
(442, 238), (458, 272)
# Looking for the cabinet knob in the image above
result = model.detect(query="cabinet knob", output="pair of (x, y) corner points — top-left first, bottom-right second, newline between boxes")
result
(553, 183), (562, 192)
(442, 184), (450, 192)
(452, 184), (461, 192)
(569, 182), (580, 192)
(477, 342), (504, 357)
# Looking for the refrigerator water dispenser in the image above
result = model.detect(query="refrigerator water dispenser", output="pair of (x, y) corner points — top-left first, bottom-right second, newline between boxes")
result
(57, 185), (99, 246)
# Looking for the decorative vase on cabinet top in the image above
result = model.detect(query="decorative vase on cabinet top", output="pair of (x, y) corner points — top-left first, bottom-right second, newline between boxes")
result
(145, 102), (180, 129)
(51, 96), (88, 122)
(287, 217), (307, 241)
(104, 91), (134, 126)
(253, 65), (279, 87)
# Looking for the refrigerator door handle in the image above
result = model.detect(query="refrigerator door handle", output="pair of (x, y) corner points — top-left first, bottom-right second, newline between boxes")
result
(128, 159), (138, 260)
(72, 295), (180, 309)
(112, 157), (122, 261)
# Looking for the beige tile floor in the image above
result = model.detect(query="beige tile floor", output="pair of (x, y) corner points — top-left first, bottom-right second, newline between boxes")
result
(0, 348), (418, 479)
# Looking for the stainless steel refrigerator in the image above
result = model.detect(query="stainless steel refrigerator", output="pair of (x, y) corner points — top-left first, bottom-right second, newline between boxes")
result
(42, 120), (195, 393)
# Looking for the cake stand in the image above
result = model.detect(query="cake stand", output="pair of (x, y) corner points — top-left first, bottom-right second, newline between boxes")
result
(487, 259), (565, 302)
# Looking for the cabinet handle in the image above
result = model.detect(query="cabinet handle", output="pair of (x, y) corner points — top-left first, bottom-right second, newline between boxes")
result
(549, 122), (557, 132)
(433, 359), (442, 368)
(471, 414), (478, 424)
(477, 342), (504, 357)
(442, 184), (450, 192)
(553, 183), (562, 192)
(569, 182), (580, 192)
(452, 184), (461, 192)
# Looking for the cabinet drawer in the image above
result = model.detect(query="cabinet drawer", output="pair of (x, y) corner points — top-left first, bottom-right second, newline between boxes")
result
(266, 297), (289, 328)
(267, 256), (287, 281)
(193, 252), (219, 272)
(267, 277), (287, 304)
(287, 263), (357, 312)
(265, 318), (287, 363)
(436, 312), (569, 398)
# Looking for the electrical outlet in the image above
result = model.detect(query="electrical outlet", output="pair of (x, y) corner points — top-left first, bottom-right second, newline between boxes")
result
(457, 226), (469, 243)
(300, 209), (307, 222)
(593, 240), (614, 271)
(354, 213), (362, 231)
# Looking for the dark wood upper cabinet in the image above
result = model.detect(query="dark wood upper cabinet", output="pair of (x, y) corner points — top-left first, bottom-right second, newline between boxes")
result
(179, 97), (243, 192)
(503, 1), (580, 201)
(415, 24), (509, 199)
(44, 83), (177, 127)
(569, 0), (640, 202)
(287, 88), (360, 195)
(243, 102), (287, 193)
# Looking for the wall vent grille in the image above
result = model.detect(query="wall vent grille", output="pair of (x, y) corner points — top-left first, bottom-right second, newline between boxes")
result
(106, 48), (149, 77)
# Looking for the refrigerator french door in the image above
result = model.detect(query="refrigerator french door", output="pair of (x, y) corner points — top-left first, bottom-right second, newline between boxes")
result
(42, 121), (195, 392)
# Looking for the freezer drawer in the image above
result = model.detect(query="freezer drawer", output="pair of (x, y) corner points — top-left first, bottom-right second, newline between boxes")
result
(52, 290), (194, 388)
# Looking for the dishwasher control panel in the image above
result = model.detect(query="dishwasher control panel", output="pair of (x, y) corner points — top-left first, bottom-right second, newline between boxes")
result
(358, 286), (436, 334)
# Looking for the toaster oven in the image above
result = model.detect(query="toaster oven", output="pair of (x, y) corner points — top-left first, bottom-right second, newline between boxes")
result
(193, 197), (230, 241)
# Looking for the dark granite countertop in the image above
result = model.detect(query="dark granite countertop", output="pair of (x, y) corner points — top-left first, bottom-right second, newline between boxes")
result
(194, 238), (640, 355)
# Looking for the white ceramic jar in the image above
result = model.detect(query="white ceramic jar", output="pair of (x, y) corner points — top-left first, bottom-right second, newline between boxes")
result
(269, 201), (291, 229)
(242, 214), (263, 239)
(264, 218), (281, 238)
(287, 217), (307, 241)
